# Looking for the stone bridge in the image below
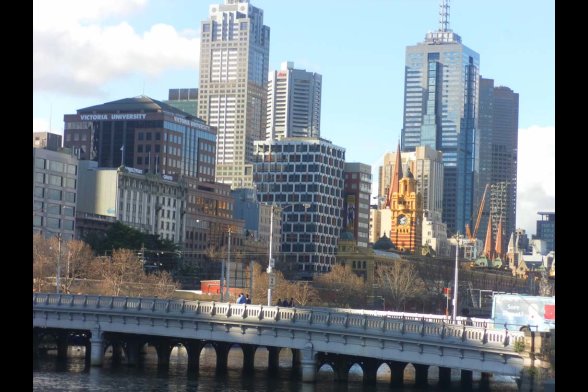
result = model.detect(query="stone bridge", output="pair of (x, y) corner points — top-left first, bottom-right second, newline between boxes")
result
(33, 293), (540, 387)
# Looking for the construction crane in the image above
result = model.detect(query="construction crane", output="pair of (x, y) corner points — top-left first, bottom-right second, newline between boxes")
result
(466, 184), (489, 240)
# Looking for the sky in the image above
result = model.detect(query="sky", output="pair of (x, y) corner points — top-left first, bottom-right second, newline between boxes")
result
(33, 0), (555, 237)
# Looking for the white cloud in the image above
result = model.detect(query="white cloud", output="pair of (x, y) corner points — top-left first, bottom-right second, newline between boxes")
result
(516, 125), (555, 236)
(33, 0), (200, 96)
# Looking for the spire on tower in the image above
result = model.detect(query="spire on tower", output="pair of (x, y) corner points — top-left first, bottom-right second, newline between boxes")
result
(483, 212), (495, 260)
(439, 0), (450, 32)
(494, 215), (504, 259)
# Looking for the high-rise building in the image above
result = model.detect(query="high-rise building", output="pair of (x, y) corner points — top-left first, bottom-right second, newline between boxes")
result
(476, 78), (519, 242)
(343, 163), (371, 247)
(33, 132), (62, 151)
(198, 0), (270, 188)
(63, 96), (217, 182)
(164, 88), (198, 116)
(253, 137), (345, 275)
(33, 147), (78, 240)
(401, 1), (480, 235)
(534, 212), (555, 253)
(266, 61), (322, 140)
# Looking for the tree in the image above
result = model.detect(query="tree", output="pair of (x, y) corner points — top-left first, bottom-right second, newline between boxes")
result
(376, 259), (425, 311)
(144, 270), (180, 299)
(314, 264), (367, 308)
(98, 249), (145, 296)
(33, 233), (54, 292)
(60, 239), (97, 294)
(291, 281), (319, 307)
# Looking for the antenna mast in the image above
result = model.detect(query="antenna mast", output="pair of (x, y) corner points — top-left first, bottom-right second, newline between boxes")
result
(439, 0), (450, 32)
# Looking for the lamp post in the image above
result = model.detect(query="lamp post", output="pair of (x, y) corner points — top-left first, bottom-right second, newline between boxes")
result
(452, 232), (460, 323)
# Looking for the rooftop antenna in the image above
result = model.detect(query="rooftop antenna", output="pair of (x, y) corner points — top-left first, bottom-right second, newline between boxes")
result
(439, 0), (450, 32)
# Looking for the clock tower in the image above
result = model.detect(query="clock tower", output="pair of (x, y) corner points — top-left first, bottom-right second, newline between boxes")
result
(390, 166), (422, 254)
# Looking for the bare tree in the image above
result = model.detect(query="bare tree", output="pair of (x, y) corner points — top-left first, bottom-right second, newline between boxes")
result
(291, 281), (319, 307)
(144, 270), (180, 299)
(314, 264), (367, 308)
(33, 233), (54, 292)
(99, 249), (145, 296)
(60, 239), (96, 294)
(376, 259), (425, 311)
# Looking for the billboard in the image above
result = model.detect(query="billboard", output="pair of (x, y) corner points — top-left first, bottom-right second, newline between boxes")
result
(492, 294), (555, 332)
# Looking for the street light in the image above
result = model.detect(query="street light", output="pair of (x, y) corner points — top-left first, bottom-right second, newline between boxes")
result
(267, 202), (310, 306)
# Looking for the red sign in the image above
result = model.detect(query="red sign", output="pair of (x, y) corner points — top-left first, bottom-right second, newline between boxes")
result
(277, 71), (287, 78)
(544, 304), (555, 320)
(443, 288), (452, 297)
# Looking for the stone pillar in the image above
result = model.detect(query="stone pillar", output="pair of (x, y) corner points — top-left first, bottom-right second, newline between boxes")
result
(268, 346), (280, 372)
(241, 344), (256, 372)
(460, 369), (473, 389)
(479, 372), (491, 390)
(90, 329), (104, 367)
(388, 361), (406, 387)
(56, 332), (68, 361)
(292, 349), (301, 369)
(438, 367), (452, 388)
(154, 341), (173, 368)
(362, 358), (380, 385)
(332, 356), (349, 383)
(185, 341), (204, 374)
(33, 329), (40, 361)
(414, 364), (429, 387)
(111, 342), (124, 365)
(300, 343), (316, 383)
(125, 340), (141, 367)
(214, 342), (231, 372)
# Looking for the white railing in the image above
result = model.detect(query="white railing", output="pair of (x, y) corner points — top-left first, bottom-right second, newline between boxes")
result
(33, 293), (524, 350)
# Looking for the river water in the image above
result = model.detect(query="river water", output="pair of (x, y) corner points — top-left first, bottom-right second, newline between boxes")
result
(33, 345), (519, 391)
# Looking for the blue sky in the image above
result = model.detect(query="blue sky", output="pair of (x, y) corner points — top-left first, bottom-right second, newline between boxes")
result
(33, 0), (555, 236)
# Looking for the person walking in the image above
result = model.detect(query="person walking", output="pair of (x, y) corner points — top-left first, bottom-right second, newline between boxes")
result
(245, 294), (251, 304)
(238, 292), (247, 304)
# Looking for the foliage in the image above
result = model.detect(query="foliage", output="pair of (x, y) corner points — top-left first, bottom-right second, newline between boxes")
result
(376, 259), (425, 311)
(84, 222), (179, 271)
(513, 339), (525, 353)
(313, 264), (367, 308)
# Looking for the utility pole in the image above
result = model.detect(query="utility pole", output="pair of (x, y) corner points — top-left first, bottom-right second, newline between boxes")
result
(56, 233), (62, 294)
(225, 228), (231, 301)
(452, 232), (460, 323)
(267, 205), (275, 306)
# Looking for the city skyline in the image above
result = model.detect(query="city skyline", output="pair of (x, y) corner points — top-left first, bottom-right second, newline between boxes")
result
(33, 0), (555, 236)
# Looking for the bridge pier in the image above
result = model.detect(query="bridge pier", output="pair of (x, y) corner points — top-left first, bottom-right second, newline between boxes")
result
(90, 329), (104, 366)
(56, 332), (68, 360)
(268, 346), (280, 372)
(241, 344), (257, 372)
(154, 341), (174, 368)
(438, 366), (452, 388)
(213, 342), (231, 372)
(480, 372), (491, 390)
(461, 369), (473, 389)
(33, 329), (40, 361)
(362, 358), (380, 385)
(124, 339), (142, 367)
(332, 356), (349, 383)
(414, 363), (429, 386)
(300, 343), (316, 383)
(292, 348), (301, 369)
(185, 340), (205, 374)
(110, 341), (124, 365)
(388, 360), (406, 387)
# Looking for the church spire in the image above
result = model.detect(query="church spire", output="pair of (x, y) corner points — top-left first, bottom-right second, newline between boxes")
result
(494, 215), (504, 259)
(483, 212), (495, 260)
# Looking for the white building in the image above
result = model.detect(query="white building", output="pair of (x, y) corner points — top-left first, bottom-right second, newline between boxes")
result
(266, 61), (322, 140)
(77, 161), (187, 244)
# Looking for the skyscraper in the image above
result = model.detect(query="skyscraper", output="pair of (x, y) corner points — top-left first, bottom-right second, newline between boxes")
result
(198, 0), (270, 188)
(477, 78), (519, 242)
(343, 162), (371, 248)
(266, 61), (322, 140)
(401, 0), (479, 235)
